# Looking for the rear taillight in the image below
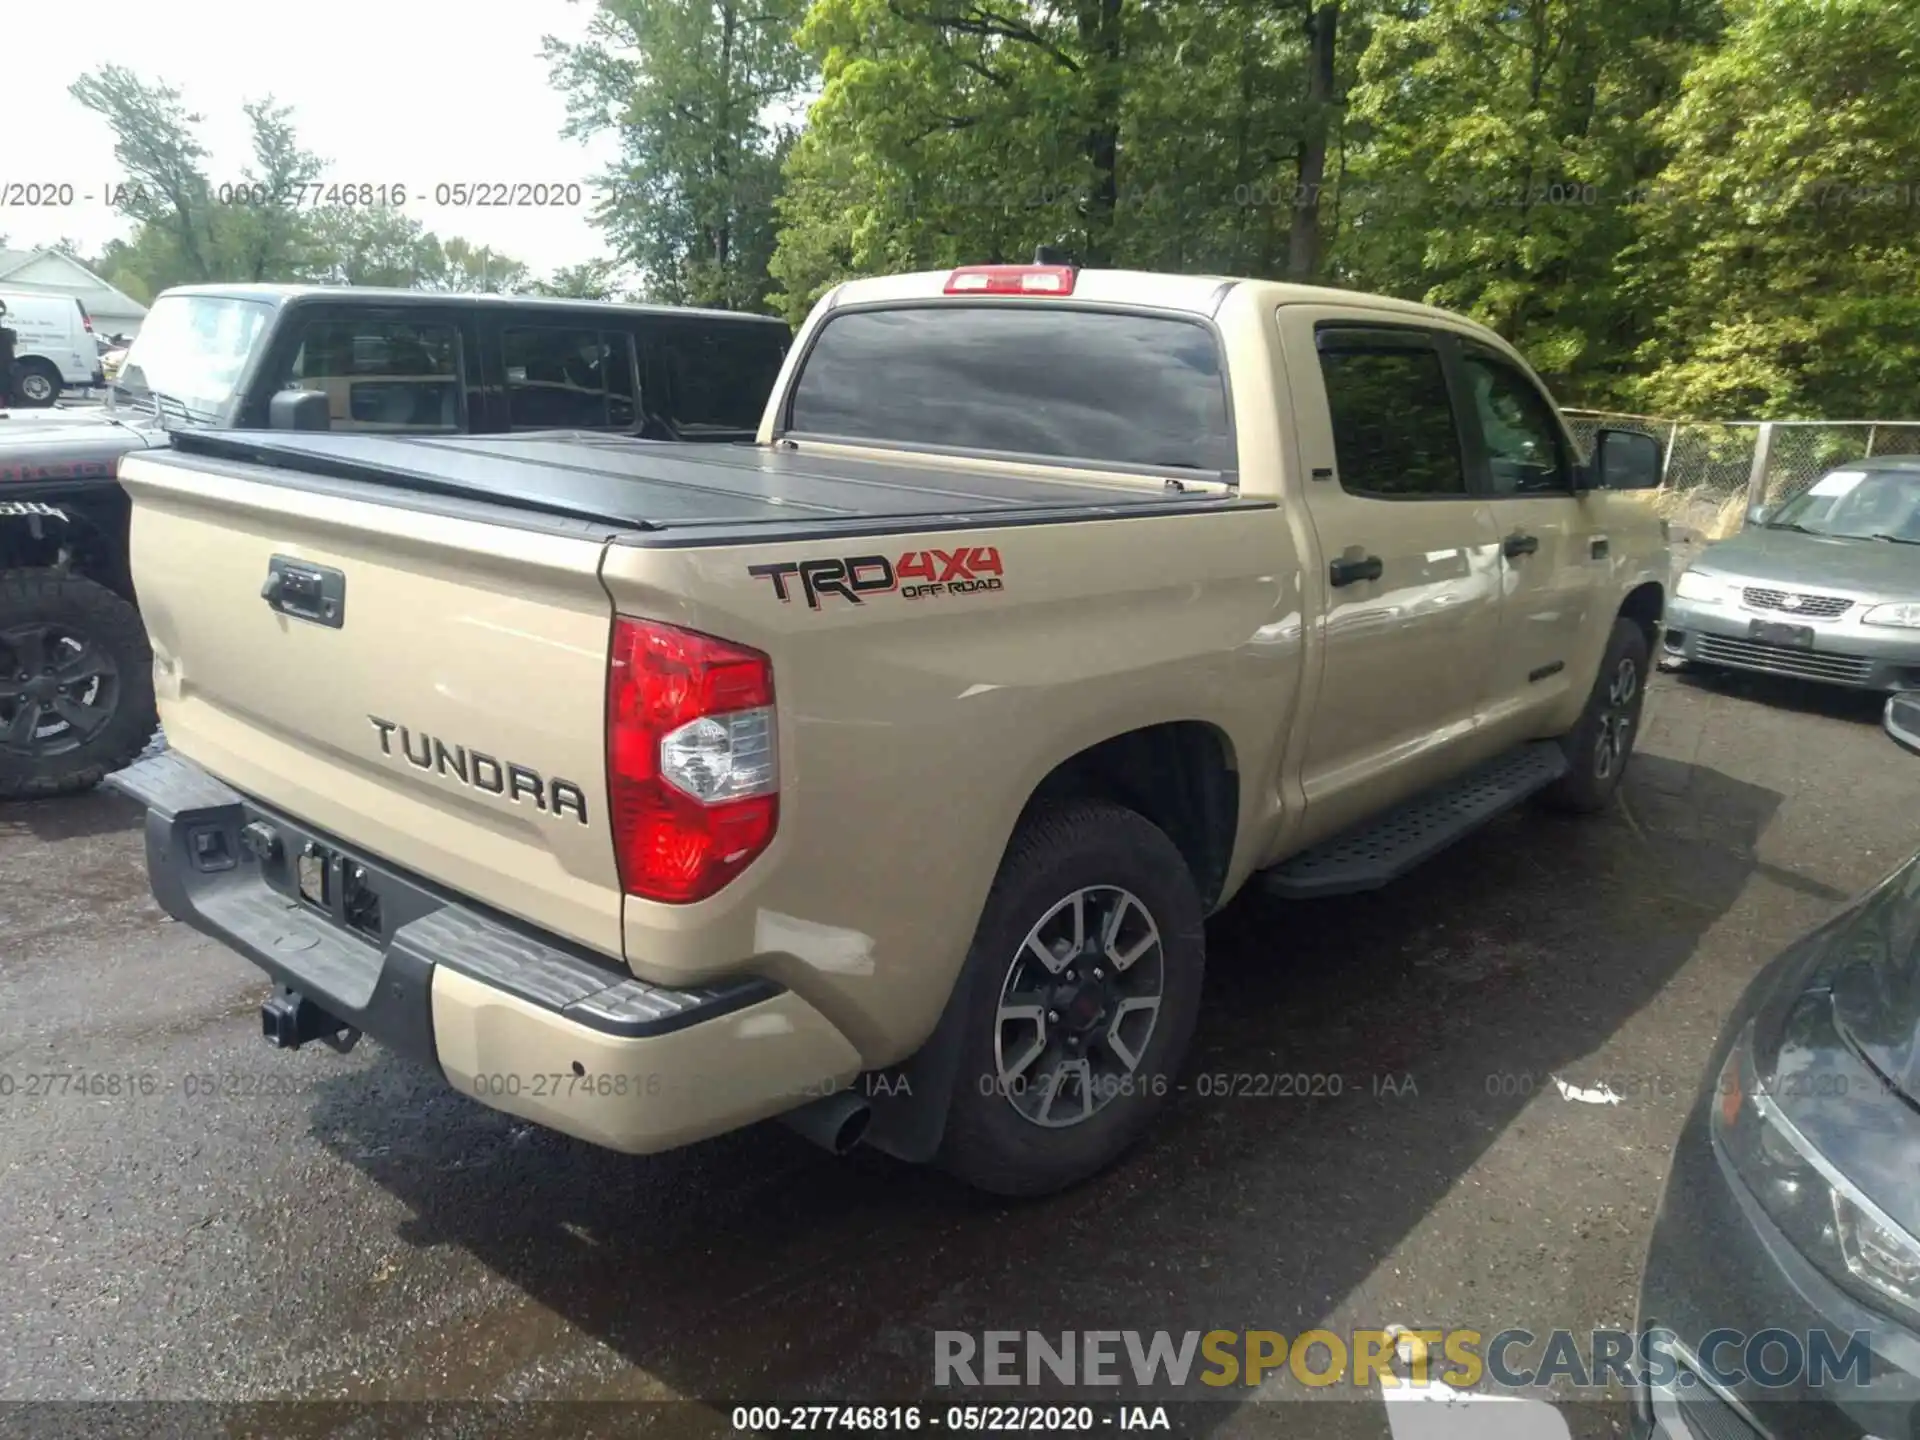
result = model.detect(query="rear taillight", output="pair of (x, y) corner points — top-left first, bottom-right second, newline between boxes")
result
(606, 617), (778, 904)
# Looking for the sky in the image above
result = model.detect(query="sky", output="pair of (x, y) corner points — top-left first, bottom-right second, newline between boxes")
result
(5, 0), (621, 279)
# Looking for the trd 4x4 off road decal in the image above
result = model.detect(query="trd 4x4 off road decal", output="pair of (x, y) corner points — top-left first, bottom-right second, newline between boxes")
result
(749, 547), (1005, 610)
(0, 500), (70, 518)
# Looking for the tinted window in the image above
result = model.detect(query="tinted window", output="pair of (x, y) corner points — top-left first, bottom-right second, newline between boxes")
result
(503, 327), (637, 431)
(652, 323), (787, 434)
(788, 307), (1233, 472)
(1318, 341), (1467, 497)
(1463, 349), (1569, 494)
(279, 315), (462, 432)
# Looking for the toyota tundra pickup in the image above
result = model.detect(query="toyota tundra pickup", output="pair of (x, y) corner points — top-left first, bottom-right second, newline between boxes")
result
(107, 263), (1670, 1196)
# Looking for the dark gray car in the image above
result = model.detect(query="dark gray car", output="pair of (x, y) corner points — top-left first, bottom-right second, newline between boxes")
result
(1633, 693), (1920, 1438)
(1664, 459), (1920, 690)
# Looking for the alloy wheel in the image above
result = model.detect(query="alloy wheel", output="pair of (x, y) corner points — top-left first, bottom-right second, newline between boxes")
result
(0, 622), (121, 759)
(993, 885), (1165, 1129)
(1593, 654), (1640, 780)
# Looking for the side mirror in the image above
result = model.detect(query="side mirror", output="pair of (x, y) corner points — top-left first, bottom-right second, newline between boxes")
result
(1889, 693), (1920, 756)
(1593, 428), (1662, 490)
(269, 389), (331, 432)
(1748, 503), (1773, 528)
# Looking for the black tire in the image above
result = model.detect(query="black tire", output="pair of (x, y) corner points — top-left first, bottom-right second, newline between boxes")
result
(10, 358), (61, 408)
(938, 800), (1205, 1197)
(1540, 617), (1650, 815)
(0, 570), (156, 800)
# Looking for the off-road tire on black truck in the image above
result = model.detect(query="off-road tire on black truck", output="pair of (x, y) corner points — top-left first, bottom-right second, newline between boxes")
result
(938, 800), (1206, 1197)
(1539, 617), (1650, 815)
(0, 569), (156, 800)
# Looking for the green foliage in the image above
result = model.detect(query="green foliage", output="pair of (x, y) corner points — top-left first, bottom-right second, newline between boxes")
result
(1622, 0), (1920, 418)
(546, 0), (811, 311)
(529, 260), (632, 300)
(1334, 0), (1723, 392)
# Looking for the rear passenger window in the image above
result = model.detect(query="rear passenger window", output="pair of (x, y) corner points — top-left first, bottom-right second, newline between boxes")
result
(281, 317), (463, 432)
(503, 328), (637, 431)
(1318, 340), (1467, 498)
(651, 324), (787, 435)
(787, 307), (1234, 473)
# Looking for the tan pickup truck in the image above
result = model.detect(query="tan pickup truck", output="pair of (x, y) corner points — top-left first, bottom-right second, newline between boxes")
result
(108, 264), (1669, 1195)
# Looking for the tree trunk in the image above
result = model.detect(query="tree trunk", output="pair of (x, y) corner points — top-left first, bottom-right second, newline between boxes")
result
(1286, 2), (1339, 282)
(1076, 0), (1123, 266)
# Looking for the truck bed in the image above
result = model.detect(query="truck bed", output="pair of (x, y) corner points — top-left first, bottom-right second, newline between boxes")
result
(161, 429), (1266, 547)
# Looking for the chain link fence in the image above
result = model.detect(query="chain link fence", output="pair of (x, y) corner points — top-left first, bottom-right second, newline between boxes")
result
(1563, 411), (1920, 539)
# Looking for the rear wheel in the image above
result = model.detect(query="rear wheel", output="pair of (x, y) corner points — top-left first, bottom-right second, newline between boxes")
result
(10, 358), (61, 407)
(1540, 617), (1650, 814)
(0, 571), (156, 799)
(938, 800), (1205, 1197)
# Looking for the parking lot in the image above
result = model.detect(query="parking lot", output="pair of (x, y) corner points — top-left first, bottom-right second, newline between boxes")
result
(3, 666), (1917, 1438)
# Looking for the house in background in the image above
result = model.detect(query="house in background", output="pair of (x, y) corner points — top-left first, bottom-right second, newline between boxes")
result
(0, 248), (148, 342)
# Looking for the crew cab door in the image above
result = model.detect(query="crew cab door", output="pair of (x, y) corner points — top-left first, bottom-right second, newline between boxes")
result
(1454, 340), (1603, 737)
(1280, 311), (1506, 844)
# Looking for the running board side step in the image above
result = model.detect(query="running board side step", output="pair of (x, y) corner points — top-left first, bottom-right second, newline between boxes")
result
(1262, 741), (1569, 899)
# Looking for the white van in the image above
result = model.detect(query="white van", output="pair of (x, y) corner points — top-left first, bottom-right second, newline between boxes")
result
(0, 290), (105, 406)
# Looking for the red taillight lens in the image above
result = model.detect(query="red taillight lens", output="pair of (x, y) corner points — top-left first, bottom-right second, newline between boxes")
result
(606, 617), (778, 904)
(944, 265), (1077, 296)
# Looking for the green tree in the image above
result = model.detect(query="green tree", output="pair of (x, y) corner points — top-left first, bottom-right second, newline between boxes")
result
(530, 259), (629, 299)
(428, 237), (533, 293)
(546, 0), (811, 310)
(71, 66), (220, 287)
(1624, 0), (1920, 418)
(223, 98), (326, 282)
(1333, 0), (1721, 393)
(70, 68), (531, 298)
(768, 0), (1366, 320)
(303, 207), (442, 287)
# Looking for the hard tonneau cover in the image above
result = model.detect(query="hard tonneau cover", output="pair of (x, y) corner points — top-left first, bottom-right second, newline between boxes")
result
(159, 429), (1266, 547)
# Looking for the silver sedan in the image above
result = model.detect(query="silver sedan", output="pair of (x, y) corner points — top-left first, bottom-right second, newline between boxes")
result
(1664, 459), (1920, 691)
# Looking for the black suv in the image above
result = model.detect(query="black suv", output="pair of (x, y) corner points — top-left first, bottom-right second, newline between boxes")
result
(0, 285), (791, 799)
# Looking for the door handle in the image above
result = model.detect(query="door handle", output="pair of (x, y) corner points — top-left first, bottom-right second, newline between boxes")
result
(1329, 554), (1385, 588)
(1502, 532), (1540, 559)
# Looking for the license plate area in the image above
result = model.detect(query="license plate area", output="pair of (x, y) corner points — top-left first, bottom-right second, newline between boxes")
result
(286, 836), (387, 943)
(1750, 619), (1815, 649)
(297, 841), (333, 909)
(244, 805), (440, 947)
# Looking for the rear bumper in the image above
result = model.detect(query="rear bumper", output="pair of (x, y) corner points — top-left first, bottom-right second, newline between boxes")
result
(107, 752), (862, 1153)
(1664, 596), (1920, 691)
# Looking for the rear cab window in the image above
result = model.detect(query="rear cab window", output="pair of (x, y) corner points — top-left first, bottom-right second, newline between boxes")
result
(784, 305), (1234, 475)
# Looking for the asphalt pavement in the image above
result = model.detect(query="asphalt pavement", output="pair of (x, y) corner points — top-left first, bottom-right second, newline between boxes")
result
(3, 668), (1917, 1439)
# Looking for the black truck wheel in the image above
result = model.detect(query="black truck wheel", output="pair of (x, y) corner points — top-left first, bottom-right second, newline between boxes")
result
(1539, 617), (1650, 815)
(938, 800), (1205, 1197)
(0, 570), (156, 800)
(10, 358), (61, 407)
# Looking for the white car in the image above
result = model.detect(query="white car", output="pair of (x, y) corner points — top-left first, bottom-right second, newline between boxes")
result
(0, 290), (106, 406)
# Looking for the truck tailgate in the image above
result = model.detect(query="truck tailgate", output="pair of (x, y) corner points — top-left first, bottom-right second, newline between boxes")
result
(118, 451), (625, 959)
